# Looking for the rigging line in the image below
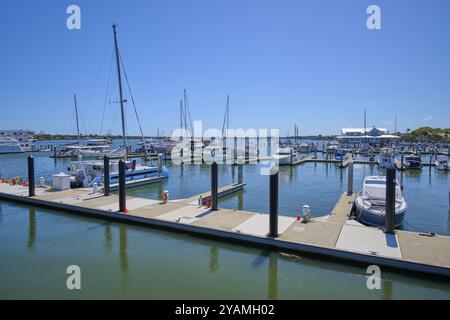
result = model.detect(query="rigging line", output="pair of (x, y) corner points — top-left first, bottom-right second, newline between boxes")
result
(85, 31), (112, 119)
(183, 90), (194, 136)
(119, 52), (146, 141)
(100, 49), (115, 135)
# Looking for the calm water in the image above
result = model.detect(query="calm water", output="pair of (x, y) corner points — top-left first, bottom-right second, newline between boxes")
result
(1, 140), (450, 299)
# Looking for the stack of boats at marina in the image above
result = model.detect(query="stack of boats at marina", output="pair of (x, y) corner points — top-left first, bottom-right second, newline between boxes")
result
(54, 139), (124, 159)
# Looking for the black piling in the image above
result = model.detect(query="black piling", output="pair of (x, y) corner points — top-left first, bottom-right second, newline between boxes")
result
(269, 171), (279, 237)
(347, 160), (353, 195)
(103, 155), (110, 196)
(118, 159), (127, 213)
(27, 156), (35, 197)
(211, 162), (218, 211)
(385, 168), (396, 234)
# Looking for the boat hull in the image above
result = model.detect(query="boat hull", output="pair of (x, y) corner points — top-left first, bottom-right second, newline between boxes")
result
(357, 208), (406, 228)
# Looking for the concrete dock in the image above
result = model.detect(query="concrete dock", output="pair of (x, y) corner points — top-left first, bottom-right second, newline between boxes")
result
(1, 182), (449, 278)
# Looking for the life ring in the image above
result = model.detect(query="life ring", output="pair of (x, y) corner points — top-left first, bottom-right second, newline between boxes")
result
(161, 193), (168, 202)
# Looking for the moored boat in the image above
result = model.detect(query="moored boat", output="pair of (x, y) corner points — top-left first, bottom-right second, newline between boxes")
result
(354, 176), (407, 228)
(403, 154), (422, 170)
(435, 156), (449, 171)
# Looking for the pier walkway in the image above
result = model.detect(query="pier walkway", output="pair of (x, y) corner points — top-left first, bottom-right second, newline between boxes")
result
(0, 183), (449, 277)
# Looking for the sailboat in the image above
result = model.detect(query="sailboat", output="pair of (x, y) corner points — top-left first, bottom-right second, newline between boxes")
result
(66, 24), (169, 189)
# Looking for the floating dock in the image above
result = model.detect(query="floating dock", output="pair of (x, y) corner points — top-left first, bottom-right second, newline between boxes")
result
(1, 182), (449, 278)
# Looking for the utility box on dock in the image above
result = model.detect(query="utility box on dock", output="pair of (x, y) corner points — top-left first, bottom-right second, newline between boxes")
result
(52, 172), (71, 191)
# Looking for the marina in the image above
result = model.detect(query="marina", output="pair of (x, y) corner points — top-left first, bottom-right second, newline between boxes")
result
(1, 1), (450, 302)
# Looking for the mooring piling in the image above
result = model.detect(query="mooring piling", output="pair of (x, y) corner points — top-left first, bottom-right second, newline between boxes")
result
(27, 156), (35, 197)
(158, 153), (163, 177)
(211, 161), (218, 211)
(118, 159), (127, 213)
(385, 168), (396, 234)
(269, 170), (279, 237)
(238, 161), (243, 184)
(103, 155), (110, 196)
(347, 160), (353, 195)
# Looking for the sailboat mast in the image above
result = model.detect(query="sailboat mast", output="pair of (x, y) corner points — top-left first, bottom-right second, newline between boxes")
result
(112, 24), (128, 159)
(364, 109), (367, 147)
(73, 94), (81, 144)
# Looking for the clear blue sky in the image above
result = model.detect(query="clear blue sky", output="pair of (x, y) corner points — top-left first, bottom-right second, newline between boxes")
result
(1, 0), (449, 136)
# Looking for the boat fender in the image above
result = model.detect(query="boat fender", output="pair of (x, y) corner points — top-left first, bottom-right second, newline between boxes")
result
(161, 192), (168, 203)
(205, 198), (211, 208)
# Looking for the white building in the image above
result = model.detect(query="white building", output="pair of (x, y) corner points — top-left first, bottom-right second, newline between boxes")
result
(337, 126), (400, 146)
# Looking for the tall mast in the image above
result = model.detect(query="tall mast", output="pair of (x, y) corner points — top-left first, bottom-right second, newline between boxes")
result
(364, 109), (367, 147)
(112, 24), (127, 159)
(394, 114), (397, 134)
(73, 94), (81, 145)
(180, 99), (183, 137)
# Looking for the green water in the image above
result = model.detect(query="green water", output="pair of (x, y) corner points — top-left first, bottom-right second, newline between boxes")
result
(1, 141), (450, 299)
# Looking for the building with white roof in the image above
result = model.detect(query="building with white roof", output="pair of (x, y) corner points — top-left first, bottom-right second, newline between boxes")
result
(337, 126), (400, 146)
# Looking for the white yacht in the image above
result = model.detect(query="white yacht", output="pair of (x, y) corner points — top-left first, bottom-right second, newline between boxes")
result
(354, 176), (407, 228)
(0, 129), (35, 152)
(435, 156), (449, 171)
(378, 148), (395, 169)
(297, 143), (311, 153)
(67, 159), (169, 188)
(272, 147), (297, 165)
(0, 137), (24, 154)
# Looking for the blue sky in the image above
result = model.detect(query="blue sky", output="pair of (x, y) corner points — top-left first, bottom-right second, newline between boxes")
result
(1, 0), (449, 136)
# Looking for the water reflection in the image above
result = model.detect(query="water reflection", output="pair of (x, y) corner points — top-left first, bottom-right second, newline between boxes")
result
(382, 279), (393, 300)
(268, 252), (278, 300)
(237, 192), (243, 211)
(27, 207), (36, 250)
(119, 225), (128, 274)
(208, 246), (219, 273)
(104, 223), (113, 253)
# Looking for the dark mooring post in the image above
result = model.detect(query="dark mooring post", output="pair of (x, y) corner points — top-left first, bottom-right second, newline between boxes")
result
(269, 170), (279, 237)
(238, 162), (243, 184)
(118, 159), (127, 213)
(103, 155), (110, 196)
(27, 156), (35, 197)
(347, 160), (353, 195)
(385, 168), (396, 234)
(211, 161), (218, 210)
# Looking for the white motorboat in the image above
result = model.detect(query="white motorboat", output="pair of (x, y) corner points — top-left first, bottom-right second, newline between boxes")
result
(272, 147), (297, 165)
(67, 159), (169, 188)
(435, 156), (449, 171)
(297, 143), (311, 153)
(0, 129), (35, 152)
(0, 137), (24, 154)
(326, 141), (340, 153)
(354, 176), (407, 228)
(378, 148), (395, 169)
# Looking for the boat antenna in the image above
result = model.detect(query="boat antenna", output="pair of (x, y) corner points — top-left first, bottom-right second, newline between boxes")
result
(73, 94), (81, 145)
(112, 24), (128, 160)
